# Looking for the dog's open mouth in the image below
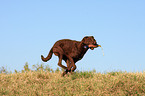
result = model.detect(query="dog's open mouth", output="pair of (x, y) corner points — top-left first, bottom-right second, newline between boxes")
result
(88, 44), (101, 50)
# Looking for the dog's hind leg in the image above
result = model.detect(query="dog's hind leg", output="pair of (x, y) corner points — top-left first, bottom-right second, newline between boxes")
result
(58, 54), (67, 69)
(53, 47), (67, 70)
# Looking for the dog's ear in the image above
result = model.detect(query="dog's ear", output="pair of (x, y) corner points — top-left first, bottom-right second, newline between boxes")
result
(91, 36), (94, 39)
(82, 36), (88, 43)
(84, 36), (89, 38)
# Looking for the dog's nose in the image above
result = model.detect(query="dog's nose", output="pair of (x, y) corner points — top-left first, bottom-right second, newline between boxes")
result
(94, 43), (98, 46)
(94, 44), (100, 47)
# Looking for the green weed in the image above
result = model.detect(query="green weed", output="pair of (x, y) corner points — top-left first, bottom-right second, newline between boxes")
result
(71, 71), (94, 80)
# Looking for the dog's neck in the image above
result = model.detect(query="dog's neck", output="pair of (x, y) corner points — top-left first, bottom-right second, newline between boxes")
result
(75, 41), (88, 59)
(78, 41), (89, 51)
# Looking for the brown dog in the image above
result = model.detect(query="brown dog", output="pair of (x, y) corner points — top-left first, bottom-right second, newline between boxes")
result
(41, 36), (100, 76)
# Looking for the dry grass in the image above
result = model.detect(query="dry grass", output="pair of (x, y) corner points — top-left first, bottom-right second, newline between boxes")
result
(1, 70), (145, 96)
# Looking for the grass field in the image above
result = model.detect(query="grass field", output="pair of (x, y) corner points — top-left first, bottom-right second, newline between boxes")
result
(0, 64), (145, 96)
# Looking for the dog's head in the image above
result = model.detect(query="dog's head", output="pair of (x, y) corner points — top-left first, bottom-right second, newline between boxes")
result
(82, 36), (100, 50)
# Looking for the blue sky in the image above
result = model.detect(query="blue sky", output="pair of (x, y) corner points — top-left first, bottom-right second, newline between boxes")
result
(0, 0), (145, 73)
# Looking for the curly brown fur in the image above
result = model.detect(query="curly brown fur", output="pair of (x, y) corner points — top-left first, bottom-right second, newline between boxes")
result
(41, 36), (99, 76)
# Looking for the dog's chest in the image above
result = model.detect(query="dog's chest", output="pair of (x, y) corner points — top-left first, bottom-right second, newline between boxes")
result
(71, 44), (87, 60)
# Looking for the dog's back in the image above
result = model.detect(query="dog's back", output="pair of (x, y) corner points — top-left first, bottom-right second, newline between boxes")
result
(53, 39), (80, 55)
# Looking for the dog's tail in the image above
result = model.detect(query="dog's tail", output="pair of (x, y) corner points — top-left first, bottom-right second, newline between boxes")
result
(41, 48), (53, 62)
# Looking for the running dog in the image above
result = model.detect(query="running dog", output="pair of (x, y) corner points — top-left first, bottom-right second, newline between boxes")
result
(41, 36), (101, 76)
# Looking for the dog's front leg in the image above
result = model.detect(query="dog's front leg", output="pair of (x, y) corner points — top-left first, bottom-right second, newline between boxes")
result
(62, 55), (76, 76)
(62, 59), (71, 77)
(65, 55), (76, 73)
